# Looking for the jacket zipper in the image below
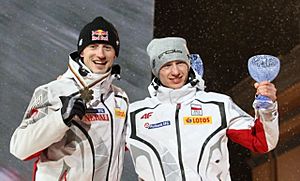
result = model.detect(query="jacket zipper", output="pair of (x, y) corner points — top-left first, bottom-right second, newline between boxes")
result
(101, 94), (114, 181)
(175, 103), (186, 181)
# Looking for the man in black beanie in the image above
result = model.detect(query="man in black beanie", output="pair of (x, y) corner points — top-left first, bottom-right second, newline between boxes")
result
(10, 16), (129, 181)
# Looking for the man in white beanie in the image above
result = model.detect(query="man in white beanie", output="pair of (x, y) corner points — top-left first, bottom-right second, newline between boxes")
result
(126, 37), (279, 180)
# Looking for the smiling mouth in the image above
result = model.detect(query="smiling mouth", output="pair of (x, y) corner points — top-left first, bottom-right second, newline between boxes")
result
(93, 60), (106, 65)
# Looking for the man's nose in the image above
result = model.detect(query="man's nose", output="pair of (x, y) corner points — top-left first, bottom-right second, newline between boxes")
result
(171, 64), (180, 75)
(95, 47), (105, 58)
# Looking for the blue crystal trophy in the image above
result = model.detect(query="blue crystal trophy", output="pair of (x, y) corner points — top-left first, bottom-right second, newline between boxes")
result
(190, 54), (204, 77)
(248, 55), (280, 109)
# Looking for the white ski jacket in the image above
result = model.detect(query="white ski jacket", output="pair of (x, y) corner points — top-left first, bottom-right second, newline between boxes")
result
(126, 73), (279, 181)
(10, 52), (129, 181)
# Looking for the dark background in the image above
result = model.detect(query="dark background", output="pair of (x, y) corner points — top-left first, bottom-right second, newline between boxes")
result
(154, 0), (299, 93)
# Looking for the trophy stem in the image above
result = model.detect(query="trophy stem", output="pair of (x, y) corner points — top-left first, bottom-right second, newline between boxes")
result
(253, 95), (273, 110)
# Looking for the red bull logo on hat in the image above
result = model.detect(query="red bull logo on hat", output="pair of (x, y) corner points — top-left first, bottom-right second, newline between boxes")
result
(92, 29), (108, 41)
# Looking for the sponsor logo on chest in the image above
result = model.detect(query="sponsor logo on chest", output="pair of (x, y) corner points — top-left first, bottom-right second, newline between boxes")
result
(144, 121), (171, 129)
(115, 108), (126, 119)
(140, 112), (153, 119)
(184, 116), (212, 125)
(84, 114), (109, 122)
(84, 108), (109, 122)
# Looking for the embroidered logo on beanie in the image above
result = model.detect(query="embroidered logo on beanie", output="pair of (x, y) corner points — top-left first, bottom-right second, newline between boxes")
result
(92, 30), (108, 41)
(77, 16), (120, 56)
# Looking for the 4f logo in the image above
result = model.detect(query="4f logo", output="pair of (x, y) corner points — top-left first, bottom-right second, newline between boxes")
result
(141, 112), (153, 119)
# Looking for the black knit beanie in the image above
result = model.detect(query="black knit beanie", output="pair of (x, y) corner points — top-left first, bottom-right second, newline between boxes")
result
(77, 16), (120, 56)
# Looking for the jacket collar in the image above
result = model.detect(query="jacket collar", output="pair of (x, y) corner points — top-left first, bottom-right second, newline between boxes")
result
(148, 69), (205, 104)
(62, 52), (120, 99)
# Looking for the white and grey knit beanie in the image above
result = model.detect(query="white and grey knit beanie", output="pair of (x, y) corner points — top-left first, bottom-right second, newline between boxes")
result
(147, 37), (190, 77)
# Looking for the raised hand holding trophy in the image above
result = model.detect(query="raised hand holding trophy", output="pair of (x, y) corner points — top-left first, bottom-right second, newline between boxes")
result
(190, 54), (204, 77)
(248, 55), (280, 109)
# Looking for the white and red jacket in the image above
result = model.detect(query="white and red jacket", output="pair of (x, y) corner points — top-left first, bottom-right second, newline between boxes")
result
(126, 73), (279, 181)
(10, 52), (129, 181)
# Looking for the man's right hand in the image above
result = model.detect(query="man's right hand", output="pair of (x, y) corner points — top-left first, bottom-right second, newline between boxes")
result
(59, 96), (86, 127)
